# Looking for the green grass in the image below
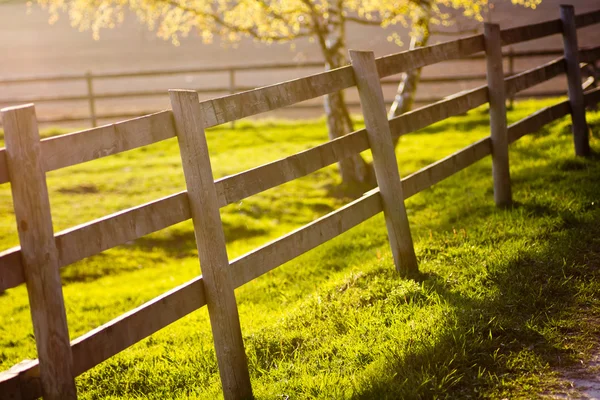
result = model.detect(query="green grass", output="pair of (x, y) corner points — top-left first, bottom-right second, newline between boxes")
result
(1, 99), (600, 399)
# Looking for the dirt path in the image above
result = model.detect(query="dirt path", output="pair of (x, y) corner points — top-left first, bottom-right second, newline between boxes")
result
(549, 352), (600, 399)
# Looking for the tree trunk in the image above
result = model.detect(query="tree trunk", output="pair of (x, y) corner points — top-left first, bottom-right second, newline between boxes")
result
(315, 9), (373, 189)
(388, 2), (432, 147)
(324, 64), (371, 187)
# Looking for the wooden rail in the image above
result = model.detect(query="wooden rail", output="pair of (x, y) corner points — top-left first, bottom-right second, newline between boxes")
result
(1, 6), (599, 399)
(0, 42), (592, 128)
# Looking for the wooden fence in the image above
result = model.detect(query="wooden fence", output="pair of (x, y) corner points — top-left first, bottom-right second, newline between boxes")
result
(1, 5), (600, 399)
(0, 47), (591, 128)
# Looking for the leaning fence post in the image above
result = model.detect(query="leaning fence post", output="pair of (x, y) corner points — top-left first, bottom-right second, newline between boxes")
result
(2, 104), (77, 400)
(349, 50), (419, 277)
(560, 4), (590, 157)
(85, 71), (97, 128)
(484, 23), (512, 208)
(169, 90), (253, 400)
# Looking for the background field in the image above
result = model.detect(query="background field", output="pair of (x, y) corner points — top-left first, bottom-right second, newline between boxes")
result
(1, 99), (600, 398)
(0, 0), (600, 125)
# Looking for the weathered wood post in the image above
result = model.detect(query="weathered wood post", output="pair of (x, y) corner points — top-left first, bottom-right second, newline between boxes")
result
(349, 50), (419, 277)
(229, 68), (236, 129)
(169, 90), (253, 400)
(508, 47), (515, 109)
(484, 23), (512, 208)
(85, 71), (97, 128)
(2, 104), (77, 400)
(560, 4), (590, 157)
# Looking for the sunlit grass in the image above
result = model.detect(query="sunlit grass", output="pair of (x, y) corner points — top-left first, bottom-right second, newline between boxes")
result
(1, 99), (599, 398)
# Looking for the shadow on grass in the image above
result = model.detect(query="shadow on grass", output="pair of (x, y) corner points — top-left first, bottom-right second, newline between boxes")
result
(353, 145), (600, 398)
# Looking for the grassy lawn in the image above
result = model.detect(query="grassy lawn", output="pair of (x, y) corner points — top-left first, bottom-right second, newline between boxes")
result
(1, 100), (600, 399)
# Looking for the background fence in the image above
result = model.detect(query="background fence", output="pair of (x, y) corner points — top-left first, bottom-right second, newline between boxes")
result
(0, 5), (599, 400)
(0, 48), (597, 128)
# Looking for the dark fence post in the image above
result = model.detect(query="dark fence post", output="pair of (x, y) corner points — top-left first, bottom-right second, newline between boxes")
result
(85, 71), (97, 128)
(560, 4), (590, 156)
(484, 23), (512, 208)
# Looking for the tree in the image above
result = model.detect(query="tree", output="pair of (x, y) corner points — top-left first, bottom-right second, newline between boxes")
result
(36, 0), (540, 187)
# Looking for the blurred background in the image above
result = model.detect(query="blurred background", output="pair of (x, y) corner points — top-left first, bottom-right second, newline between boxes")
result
(0, 0), (599, 127)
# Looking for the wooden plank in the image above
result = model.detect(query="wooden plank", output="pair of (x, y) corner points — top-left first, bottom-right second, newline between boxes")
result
(0, 129), (371, 291)
(229, 190), (383, 288)
(0, 248), (24, 291)
(42, 110), (175, 172)
(350, 50), (418, 275)
(230, 136), (494, 288)
(505, 57), (566, 98)
(579, 45), (600, 64)
(507, 100), (571, 144)
(388, 86), (489, 140)
(485, 23), (512, 207)
(169, 90), (252, 399)
(0, 149), (8, 184)
(500, 19), (562, 46)
(585, 87), (600, 107)
(561, 5), (590, 157)
(575, 9), (600, 29)
(198, 67), (355, 128)
(215, 128), (370, 206)
(376, 35), (485, 78)
(56, 192), (190, 266)
(401, 137), (493, 198)
(0, 276), (207, 400)
(0, 192), (191, 292)
(2, 104), (77, 399)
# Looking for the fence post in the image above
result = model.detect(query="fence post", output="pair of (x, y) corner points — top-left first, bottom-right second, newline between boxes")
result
(229, 68), (236, 129)
(508, 47), (515, 109)
(2, 104), (77, 400)
(169, 90), (252, 400)
(349, 50), (419, 277)
(85, 71), (97, 128)
(484, 23), (512, 208)
(560, 4), (590, 157)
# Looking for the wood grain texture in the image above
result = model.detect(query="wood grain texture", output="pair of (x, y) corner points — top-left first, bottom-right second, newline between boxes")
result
(401, 137), (493, 199)
(2, 104), (77, 399)
(504, 57), (566, 98)
(0, 277), (207, 400)
(375, 35), (485, 79)
(500, 19), (562, 46)
(215, 128), (370, 206)
(507, 100), (571, 144)
(198, 67), (355, 128)
(42, 110), (175, 172)
(56, 192), (190, 267)
(0, 248), (24, 291)
(229, 190), (383, 288)
(388, 86), (489, 140)
(0, 130), (371, 291)
(350, 50), (418, 275)
(485, 23), (512, 207)
(561, 5), (590, 157)
(0, 192), (190, 292)
(0, 149), (8, 184)
(170, 90), (252, 399)
(574, 8), (600, 29)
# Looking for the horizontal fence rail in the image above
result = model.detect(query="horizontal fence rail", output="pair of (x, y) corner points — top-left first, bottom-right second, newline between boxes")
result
(1, 6), (600, 400)
(1, 12), (599, 129)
